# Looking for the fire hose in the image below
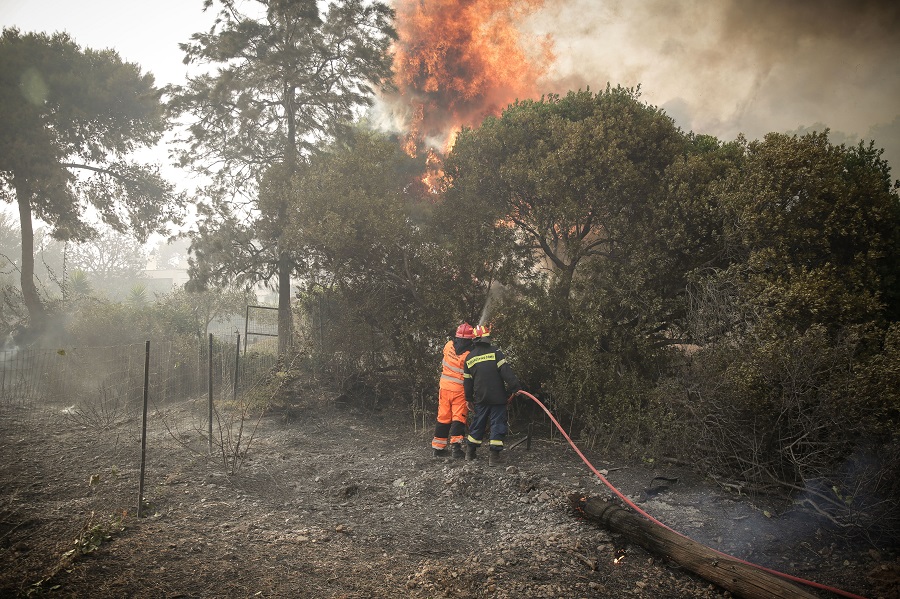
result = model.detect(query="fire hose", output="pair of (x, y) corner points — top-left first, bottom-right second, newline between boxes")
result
(514, 390), (869, 599)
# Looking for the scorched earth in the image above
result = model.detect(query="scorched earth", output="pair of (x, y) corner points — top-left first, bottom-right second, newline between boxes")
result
(0, 392), (896, 598)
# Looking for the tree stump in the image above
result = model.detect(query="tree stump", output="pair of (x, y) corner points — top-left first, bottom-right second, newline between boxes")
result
(571, 495), (820, 599)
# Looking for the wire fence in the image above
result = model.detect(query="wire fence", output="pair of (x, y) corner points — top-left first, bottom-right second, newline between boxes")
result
(0, 333), (278, 411)
(0, 330), (282, 523)
(0, 331), (280, 478)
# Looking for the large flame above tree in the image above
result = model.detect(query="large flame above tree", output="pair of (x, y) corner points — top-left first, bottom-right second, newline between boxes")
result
(391, 0), (553, 154)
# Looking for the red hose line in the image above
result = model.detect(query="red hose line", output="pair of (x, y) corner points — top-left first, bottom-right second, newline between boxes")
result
(515, 390), (869, 599)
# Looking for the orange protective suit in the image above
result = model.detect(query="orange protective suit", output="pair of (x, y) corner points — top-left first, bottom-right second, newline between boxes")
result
(431, 339), (470, 450)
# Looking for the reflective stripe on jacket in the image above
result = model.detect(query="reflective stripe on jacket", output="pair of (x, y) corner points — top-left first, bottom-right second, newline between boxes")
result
(463, 340), (521, 405)
(439, 340), (469, 391)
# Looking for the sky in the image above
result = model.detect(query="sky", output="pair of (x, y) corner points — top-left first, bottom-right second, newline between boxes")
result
(0, 0), (211, 89)
(0, 0), (216, 242)
(2, 0), (899, 173)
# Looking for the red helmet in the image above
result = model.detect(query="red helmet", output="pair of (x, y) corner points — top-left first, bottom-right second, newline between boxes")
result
(473, 324), (491, 338)
(455, 322), (475, 339)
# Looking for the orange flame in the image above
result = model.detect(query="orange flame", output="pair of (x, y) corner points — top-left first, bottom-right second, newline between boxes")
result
(390, 0), (554, 156)
(422, 147), (444, 192)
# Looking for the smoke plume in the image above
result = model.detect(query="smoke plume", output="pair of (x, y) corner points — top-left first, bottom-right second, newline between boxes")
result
(525, 0), (900, 162)
(379, 0), (900, 169)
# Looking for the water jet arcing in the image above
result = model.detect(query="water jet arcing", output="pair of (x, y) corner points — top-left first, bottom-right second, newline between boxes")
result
(477, 282), (506, 327)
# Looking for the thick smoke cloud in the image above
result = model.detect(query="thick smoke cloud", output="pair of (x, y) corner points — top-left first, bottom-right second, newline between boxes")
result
(525, 0), (900, 168)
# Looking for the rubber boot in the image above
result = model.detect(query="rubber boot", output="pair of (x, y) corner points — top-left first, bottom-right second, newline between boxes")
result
(450, 443), (465, 459)
(488, 450), (505, 467)
(465, 444), (477, 461)
(433, 448), (448, 458)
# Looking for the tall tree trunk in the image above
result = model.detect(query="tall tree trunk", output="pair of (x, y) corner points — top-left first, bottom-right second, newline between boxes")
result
(278, 84), (297, 357)
(277, 250), (292, 355)
(16, 189), (47, 328)
(553, 264), (576, 302)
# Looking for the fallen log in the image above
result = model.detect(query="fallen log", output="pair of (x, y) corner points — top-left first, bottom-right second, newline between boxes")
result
(571, 495), (820, 599)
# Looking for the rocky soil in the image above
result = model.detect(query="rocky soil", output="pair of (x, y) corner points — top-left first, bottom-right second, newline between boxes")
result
(1, 394), (897, 598)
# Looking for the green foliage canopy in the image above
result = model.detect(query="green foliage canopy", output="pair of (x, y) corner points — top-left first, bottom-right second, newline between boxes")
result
(445, 86), (686, 301)
(442, 87), (690, 402)
(285, 129), (462, 385)
(715, 132), (900, 333)
(170, 0), (395, 352)
(0, 28), (182, 326)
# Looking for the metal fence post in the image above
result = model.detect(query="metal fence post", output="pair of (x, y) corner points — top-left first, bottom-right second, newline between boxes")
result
(233, 333), (240, 402)
(138, 340), (150, 518)
(208, 333), (213, 454)
(244, 305), (249, 356)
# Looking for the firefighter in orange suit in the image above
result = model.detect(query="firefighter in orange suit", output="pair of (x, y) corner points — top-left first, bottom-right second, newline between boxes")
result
(431, 323), (475, 458)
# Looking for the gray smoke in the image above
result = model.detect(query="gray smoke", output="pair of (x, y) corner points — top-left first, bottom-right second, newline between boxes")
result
(523, 0), (900, 169)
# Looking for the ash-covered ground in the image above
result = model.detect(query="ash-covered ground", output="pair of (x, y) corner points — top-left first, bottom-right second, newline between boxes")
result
(1, 395), (896, 598)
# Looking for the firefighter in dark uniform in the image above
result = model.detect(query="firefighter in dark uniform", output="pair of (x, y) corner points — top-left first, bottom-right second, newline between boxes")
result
(463, 325), (522, 466)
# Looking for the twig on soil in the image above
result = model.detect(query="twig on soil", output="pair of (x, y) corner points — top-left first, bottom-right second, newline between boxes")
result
(0, 517), (29, 544)
(570, 549), (598, 570)
(794, 498), (854, 529)
(659, 457), (690, 467)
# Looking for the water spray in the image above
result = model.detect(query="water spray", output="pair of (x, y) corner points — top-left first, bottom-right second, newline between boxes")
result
(477, 300), (490, 328)
(477, 282), (505, 327)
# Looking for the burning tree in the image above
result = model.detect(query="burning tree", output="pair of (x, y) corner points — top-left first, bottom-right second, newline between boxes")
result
(388, 0), (553, 154)
(445, 86), (685, 301)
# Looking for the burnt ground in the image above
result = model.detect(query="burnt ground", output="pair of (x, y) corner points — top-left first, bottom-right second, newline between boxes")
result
(0, 392), (898, 599)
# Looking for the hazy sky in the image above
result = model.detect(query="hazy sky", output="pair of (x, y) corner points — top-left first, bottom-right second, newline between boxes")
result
(529, 0), (900, 166)
(2, 0), (898, 172)
(0, 0), (211, 88)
